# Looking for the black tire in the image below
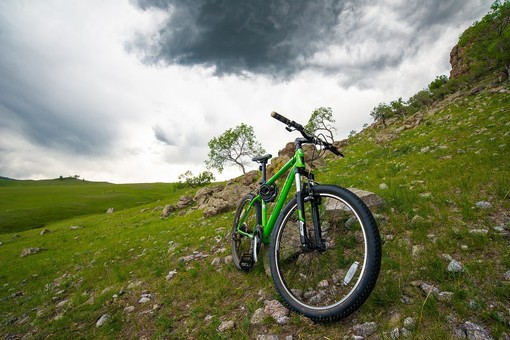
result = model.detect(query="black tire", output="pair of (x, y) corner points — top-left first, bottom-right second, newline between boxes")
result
(269, 185), (381, 322)
(231, 193), (259, 271)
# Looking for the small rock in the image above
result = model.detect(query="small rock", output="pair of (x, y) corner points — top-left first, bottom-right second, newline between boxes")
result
(411, 215), (425, 224)
(211, 257), (222, 266)
(503, 270), (510, 281)
(138, 293), (152, 304)
(460, 321), (494, 340)
(224, 255), (233, 265)
(264, 300), (290, 325)
(96, 314), (110, 327)
(160, 204), (174, 218)
(69, 225), (82, 230)
(420, 146), (430, 153)
(438, 291), (454, 302)
(390, 327), (400, 339)
(250, 307), (266, 325)
(165, 270), (177, 281)
(412, 245), (424, 257)
(379, 183), (388, 190)
(474, 201), (492, 209)
(469, 229), (488, 235)
(217, 320), (235, 332)
(20, 247), (45, 257)
(204, 314), (214, 323)
(106, 208), (114, 214)
(352, 321), (378, 337)
(123, 306), (135, 314)
(447, 259), (464, 273)
(40, 229), (51, 235)
(256, 336), (278, 340)
(403, 317), (416, 330)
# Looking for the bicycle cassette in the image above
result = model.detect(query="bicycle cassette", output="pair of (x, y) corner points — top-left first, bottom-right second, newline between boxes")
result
(259, 182), (278, 202)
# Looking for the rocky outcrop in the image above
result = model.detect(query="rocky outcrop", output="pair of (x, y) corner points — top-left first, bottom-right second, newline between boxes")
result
(450, 44), (470, 79)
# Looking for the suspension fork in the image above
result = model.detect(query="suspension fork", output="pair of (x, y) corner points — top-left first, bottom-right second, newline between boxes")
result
(296, 171), (325, 251)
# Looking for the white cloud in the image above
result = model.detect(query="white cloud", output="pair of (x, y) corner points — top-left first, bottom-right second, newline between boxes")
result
(0, 0), (492, 183)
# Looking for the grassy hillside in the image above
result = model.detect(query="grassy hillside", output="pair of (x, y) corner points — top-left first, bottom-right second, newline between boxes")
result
(0, 85), (508, 338)
(0, 178), (179, 234)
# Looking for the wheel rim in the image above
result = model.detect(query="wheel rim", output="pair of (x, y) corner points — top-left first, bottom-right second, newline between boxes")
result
(274, 193), (369, 310)
(231, 199), (257, 269)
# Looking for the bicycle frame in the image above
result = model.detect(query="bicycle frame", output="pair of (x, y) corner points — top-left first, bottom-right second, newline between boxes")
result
(236, 145), (306, 244)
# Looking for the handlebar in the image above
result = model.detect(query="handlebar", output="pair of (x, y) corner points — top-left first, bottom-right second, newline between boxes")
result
(270, 111), (344, 157)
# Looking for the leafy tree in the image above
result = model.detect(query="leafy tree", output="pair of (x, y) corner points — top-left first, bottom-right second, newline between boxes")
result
(370, 102), (392, 127)
(205, 123), (265, 174)
(390, 97), (407, 119)
(459, 0), (510, 82)
(305, 107), (336, 134)
(178, 170), (215, 188)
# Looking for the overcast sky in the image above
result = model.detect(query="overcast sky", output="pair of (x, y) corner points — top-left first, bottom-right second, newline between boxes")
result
(0, 0), (491, 183)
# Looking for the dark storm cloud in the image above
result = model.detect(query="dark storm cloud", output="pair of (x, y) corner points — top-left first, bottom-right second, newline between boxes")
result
(129, 0), (346, 76)
(129, 0), (490, 79)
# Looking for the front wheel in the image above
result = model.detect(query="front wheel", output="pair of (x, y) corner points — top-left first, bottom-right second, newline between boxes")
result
(269, 185), (381, 322)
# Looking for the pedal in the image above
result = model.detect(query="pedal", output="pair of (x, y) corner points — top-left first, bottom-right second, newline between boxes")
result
(239, 253), (254, 269)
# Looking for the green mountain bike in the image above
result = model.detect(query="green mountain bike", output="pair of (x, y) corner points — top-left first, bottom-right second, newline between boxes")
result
(231, 112), (381, 322)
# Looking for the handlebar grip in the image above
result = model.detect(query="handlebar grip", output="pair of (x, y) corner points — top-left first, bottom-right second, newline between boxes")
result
(270, 111), (304, 131)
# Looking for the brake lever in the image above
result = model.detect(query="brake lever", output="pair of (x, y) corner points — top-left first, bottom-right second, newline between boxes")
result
(285, 126), (294, 132)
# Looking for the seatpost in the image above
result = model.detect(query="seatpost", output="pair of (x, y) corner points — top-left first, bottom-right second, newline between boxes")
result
(259, 161), (267, 182)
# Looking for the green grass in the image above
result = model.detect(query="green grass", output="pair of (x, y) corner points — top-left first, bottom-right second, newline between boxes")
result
(0, 88), (509, 338)
(0, 178), (182, 234)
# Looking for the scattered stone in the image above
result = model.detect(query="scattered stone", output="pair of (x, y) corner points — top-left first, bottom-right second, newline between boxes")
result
(379, 183), (388, 190)
(352, 321), (378, 337)
(469, 229), (488, 235)
(69, 225), (82, 230)
(211, 257), (222, 266)
(160, 205), (175, 219)
(40, 229), (51, 235)
(447, 259), (464, 273)
(178, 251), (209, 263)
(264, 300), (290, 325)
(412, 245), (424, 257)
(106, 208), (114, 214)
(390, 327), (400, 339)
(56, 299), (69, 309)
(459, 321), (494, 340)
(415, 281), (440, 296)
(224, 255), (233, 265)
(96, 314), (110, 327)
(420, 146), (430, 153)
(442, 254), (453, 261)
(411, 215), (425, 224)
(474, 201), (492, 209)
(403, 317), (416, 330)
(217, 320), (235, 332)
(256, 336), (278, 340)
(204, 314), (214, 323)
(165, 270), (177, 281)
(503, 270), (510, 281)
(20, 247), (45, 257)
(250, 307), (266, 325)
(438, 291), (454, 302)
(420, 192), (432, 198)
(138, 293), (153, 304)
(123, 306), (135, 314)
(127, 280), (142, 290)
(347, 188), (385, 209)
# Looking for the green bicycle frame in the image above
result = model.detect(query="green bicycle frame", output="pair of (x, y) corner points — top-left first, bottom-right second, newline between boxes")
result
(236, 147), (306, 244)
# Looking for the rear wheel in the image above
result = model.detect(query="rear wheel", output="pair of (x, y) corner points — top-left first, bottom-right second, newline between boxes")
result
(231, 194), (259, 271)
(269, 185), (381, 322)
